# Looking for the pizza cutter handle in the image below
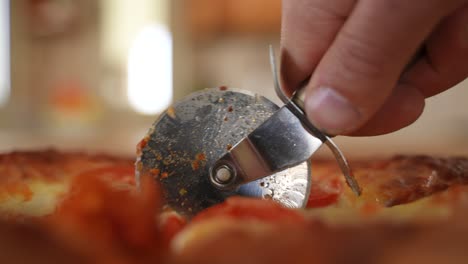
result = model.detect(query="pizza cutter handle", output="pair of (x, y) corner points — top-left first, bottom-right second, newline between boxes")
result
(269, 46), (362, 196)
(210, 105), (323, 192)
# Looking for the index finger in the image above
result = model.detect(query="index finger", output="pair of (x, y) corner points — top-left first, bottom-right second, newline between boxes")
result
(280, 0), (355, 96)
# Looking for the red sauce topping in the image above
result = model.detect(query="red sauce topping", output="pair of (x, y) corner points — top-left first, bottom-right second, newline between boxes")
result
(160, 212), (187, 245)
(191, 161), (199, 171)
(136, 137), (149, 156)
(195, 153), (206, 161)
(307, 178), (342, 208)
(150, 168), (161, 178)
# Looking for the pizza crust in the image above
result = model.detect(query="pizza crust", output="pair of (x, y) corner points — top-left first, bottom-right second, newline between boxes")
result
(0, 150), (468, 263)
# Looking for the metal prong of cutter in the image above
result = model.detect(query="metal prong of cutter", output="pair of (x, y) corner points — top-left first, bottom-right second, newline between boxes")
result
(269, 45), (289, 104)
(323, 137), (361, 196)
(268, 45), (362, 196)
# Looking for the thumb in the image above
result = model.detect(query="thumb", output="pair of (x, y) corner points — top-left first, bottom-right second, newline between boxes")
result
(304, 0), (460, 135)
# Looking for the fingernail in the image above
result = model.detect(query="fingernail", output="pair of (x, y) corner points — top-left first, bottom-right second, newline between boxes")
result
(305, 87), (361, 135)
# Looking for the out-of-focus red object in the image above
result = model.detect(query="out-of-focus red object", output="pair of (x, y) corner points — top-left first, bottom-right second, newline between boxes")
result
(49, 80), (93, 113)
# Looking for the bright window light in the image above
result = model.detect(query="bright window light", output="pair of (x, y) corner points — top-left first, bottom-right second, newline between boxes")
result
(0, 0), (10, 106)
(127, 24), (172, 115)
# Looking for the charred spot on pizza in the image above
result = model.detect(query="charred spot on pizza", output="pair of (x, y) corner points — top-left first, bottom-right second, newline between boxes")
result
(352, 155), (468, 206)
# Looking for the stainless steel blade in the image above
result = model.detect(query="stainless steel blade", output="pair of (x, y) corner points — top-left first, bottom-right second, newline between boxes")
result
(137, 88), (311, 217)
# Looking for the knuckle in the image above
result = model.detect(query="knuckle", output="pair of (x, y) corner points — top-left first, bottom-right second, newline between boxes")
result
(304, 1), (350, 22)
(335, 29), (388, 81)
(377, 0), (462, 16)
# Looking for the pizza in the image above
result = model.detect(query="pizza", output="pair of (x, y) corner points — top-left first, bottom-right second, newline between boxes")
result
(0, 150), (467, 263)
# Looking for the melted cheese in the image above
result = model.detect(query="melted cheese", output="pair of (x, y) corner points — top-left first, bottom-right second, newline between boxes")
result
(0, 180), (69, 218)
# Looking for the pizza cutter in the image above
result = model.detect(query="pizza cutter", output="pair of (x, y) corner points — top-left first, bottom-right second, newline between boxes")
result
(137, 47), (361, 217)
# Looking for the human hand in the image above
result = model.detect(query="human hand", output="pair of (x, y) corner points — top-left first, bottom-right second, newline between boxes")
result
(280, 0), (468, 136)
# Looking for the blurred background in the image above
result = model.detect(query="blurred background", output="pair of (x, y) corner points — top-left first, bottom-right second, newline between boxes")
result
(0, 0), (467, 158)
